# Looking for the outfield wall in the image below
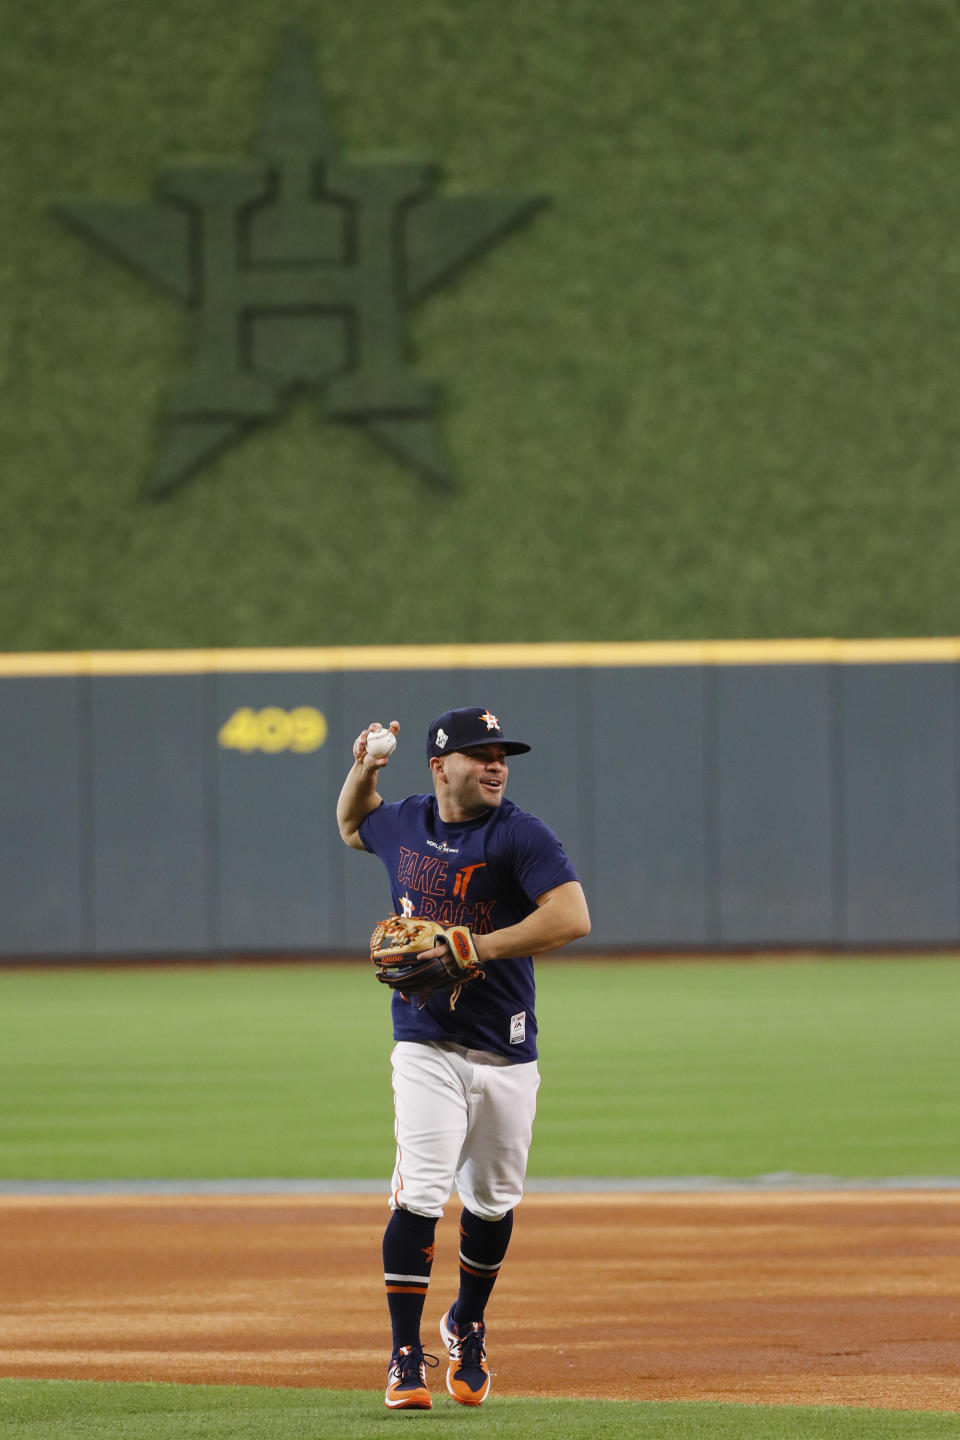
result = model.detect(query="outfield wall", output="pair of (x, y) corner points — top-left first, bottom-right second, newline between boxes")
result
(2, 642), (958, 958)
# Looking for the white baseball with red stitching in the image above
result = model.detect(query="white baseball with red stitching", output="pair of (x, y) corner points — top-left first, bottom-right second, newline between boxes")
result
(366, 728), (397, 758)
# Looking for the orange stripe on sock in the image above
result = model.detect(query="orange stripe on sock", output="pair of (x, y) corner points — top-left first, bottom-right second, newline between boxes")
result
(459, 1262), (500, 1278)
(386, 1285), (429, 1295)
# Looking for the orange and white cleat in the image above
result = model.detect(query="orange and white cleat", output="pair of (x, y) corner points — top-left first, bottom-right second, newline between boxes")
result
(439, 1307), (491, 1405)
(384, 1344), (438, 1409)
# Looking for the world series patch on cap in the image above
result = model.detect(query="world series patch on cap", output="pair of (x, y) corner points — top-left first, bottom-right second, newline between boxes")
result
(426, 707), (531, 759)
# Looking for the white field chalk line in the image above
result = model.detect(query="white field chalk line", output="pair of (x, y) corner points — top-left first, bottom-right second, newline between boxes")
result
(1, 1175), (960, 1196)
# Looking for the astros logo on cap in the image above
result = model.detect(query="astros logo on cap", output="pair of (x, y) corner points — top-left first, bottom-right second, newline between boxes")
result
(480, 710), (500, 731)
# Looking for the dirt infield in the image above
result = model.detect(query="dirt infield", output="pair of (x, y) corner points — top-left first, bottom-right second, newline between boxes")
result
(1, 1191), (957, 1411)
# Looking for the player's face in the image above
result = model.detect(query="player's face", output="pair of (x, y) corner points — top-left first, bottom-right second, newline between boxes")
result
(440, 745), (509, 817)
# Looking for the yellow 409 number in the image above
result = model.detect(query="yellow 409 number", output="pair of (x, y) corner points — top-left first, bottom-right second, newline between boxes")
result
(218, 706), (328, 754)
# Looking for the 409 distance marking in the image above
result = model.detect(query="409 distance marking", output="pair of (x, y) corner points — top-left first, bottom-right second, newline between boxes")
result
(218, 706), (328, 754)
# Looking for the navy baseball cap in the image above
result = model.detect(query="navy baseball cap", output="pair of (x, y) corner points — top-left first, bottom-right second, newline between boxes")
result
(427, 707), (531, 759)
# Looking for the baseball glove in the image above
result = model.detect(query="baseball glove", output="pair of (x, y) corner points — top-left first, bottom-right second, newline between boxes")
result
(370, 914), (485, 1010)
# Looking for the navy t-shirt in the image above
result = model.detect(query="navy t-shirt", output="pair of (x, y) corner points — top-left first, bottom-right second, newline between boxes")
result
(359, 794), (579, 1062)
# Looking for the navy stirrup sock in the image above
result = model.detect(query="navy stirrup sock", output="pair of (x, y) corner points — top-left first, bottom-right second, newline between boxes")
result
(383, 1208), (438, 1351)
(454, 1207), (514, 1328)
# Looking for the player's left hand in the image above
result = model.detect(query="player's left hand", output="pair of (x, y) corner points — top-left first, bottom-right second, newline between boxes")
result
(370, 915), (485, 1010)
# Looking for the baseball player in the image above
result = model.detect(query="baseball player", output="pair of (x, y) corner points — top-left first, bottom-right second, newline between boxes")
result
(336, 706), (591, 1410)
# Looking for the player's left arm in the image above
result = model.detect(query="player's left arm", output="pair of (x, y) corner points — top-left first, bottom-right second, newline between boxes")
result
(472, 880), (591, 962)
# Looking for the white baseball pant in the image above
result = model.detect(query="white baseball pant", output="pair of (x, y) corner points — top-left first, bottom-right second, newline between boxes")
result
(389, 1040), (540, 1220)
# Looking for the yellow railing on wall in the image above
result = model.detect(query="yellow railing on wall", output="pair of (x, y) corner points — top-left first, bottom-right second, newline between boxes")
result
(2, 638), (960, 676)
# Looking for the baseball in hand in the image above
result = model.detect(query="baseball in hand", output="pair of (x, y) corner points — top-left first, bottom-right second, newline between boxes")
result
(365, 728), (397, 759)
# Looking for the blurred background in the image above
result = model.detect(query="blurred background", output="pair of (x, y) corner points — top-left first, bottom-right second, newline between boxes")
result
(3, 0), (960, 961)
(3, 0), (960, 650)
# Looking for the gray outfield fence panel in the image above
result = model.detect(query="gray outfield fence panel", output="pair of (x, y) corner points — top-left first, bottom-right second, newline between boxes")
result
(1, 647), (960, 957)
(214, 671), (341, 952)
(838, 663), (960, 946)
(0, 676), (87, 955)
(713, 665), (836, 947)
(89, 675), (209, 954)
(586, 666), (710, 948)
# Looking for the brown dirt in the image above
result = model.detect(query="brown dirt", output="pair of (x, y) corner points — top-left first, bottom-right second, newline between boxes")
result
(1, 1191), (957, 1411)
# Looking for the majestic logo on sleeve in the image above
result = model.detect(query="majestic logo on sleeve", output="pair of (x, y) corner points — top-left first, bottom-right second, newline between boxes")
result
(54, 29), (546, 496)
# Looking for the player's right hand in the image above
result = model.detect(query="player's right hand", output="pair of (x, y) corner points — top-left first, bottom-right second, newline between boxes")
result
(353, 720), (400, 770)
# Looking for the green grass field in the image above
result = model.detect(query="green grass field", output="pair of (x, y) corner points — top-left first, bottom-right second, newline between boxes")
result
(2, 1380), (959, 1440)
(1, 958), (957, 1180)
(2, 957), (957, 1437)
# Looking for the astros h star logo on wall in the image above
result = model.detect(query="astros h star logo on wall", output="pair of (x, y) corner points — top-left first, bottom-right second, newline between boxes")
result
(55, 29), (545, 497)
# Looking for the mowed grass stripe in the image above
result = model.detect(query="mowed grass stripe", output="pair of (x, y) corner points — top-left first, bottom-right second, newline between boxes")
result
(0, 958), (957, 1181)
(1, 1381), (959, 1440)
